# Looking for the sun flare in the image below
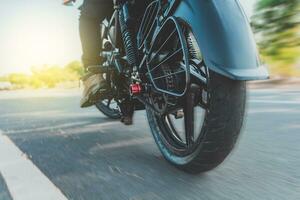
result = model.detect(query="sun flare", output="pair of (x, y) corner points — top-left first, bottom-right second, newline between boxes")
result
(1, 13), (81, 75)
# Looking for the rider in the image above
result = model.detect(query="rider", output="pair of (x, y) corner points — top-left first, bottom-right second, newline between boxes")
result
(77, 0), (114, 108)
(64, 0), (149, 124)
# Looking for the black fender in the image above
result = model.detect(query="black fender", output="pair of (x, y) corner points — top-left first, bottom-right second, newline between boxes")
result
(172, 0), (269, 80)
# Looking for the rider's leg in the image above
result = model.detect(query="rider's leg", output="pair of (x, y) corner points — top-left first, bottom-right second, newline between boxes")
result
(79, 1), (113, 108)
(79, 15), (102, 71)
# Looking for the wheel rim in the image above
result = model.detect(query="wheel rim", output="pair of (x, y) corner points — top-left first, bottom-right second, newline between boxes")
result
(149, 24), (210, 156)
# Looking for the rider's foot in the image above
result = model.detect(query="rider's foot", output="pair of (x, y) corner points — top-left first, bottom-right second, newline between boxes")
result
(80, 73), (108, 108)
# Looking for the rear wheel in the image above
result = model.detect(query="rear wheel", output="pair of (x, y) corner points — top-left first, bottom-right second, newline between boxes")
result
(147, 72), (246, 173)
(145, 19), (246, 173)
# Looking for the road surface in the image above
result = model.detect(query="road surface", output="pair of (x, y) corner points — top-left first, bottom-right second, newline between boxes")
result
(0, 89), (299, 200)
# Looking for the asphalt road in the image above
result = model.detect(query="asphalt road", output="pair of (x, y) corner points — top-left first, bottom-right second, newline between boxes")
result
(0, 173), (12, 200)
(0, 89), (299, 200)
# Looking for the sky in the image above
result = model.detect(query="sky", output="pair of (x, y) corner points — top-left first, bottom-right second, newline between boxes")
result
(0, 0), (256, 75)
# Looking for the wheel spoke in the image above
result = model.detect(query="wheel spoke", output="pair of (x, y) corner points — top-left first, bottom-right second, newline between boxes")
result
(148, 29), (177, 64)
(199, 89), (209, 109)
(148, 48), (183, 74)
(184, 84), (202, 147)
(183, 91), (195, 147)
(166, 115), (183, 142)
(152, 70), (185, 81)
(184, 105), (194, 147)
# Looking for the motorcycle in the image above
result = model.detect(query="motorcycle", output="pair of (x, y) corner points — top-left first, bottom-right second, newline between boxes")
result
(68, 0), (269, 173)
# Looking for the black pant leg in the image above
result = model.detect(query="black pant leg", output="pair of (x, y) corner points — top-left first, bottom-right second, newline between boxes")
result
(79, 0), (113, 69)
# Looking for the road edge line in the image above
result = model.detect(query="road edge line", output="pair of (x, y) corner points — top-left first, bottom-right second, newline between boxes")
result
(0, 130), (68, 200)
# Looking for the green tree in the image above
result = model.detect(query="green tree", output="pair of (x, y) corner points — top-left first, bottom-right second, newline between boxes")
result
(252, 0), (300, 76)
(3, 61), (84, 89)
(64, 61), (84, 77)
(8, 73), (30, 88)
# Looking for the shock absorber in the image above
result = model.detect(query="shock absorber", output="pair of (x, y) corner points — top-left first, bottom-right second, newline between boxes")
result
(119, 1), (138, 67)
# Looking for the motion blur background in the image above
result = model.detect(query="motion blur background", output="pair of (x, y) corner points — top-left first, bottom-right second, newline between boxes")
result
(0, 0), (299, 89)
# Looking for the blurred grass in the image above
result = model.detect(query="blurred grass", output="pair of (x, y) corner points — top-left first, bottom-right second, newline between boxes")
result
(252, 0), (300, 77)
(0, 61), (84, 89)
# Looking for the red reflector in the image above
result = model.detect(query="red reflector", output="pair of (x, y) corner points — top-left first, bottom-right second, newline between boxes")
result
(130, 84), (142, 95)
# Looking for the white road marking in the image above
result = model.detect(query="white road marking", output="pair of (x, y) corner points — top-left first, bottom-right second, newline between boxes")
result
(0, 130), (68, 200)
(89, 137), (152, 153)
(51, 121), (122, 137)
(5, 121), (91, 134)
(250, 100), (300, 105)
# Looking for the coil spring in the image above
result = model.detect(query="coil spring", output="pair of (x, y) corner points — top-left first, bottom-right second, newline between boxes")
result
(119, 11), (138, 67)
(187, 31), (202, 60)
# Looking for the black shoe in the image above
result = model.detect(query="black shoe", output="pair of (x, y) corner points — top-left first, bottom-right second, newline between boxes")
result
(80, 73), (108, 108)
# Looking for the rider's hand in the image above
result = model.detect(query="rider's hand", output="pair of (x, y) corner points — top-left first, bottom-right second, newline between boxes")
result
(63, 0), (76, 5)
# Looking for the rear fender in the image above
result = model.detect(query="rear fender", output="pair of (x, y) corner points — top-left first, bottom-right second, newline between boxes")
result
(171, 0), (269, 80)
